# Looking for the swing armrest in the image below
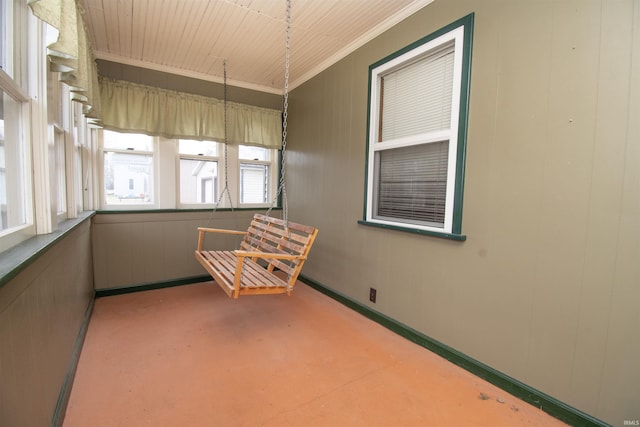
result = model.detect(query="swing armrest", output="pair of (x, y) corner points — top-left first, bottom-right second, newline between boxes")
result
(197, 227), (247, 251)
(233, 250), (307, 261)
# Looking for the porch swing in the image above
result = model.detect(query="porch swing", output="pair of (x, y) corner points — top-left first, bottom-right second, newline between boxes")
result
(194, 0), (318, 299)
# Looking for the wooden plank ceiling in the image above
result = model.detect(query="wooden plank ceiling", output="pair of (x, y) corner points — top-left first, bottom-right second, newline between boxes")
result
(78, 0), (434, 94)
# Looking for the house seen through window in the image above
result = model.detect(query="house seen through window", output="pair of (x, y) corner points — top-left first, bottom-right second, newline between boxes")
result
(101, 130), (278, 209)
(239, 145), (270, 204)
(103, 130), (154, 205)
(179, 139), (219, 205)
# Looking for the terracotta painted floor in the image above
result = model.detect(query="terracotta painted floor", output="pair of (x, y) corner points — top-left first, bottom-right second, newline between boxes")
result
(63, 282), (569, 427)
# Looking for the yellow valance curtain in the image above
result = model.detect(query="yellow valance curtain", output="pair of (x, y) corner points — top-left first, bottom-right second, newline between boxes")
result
(99, 78), (284, 149)
(28, 0), (101, 120)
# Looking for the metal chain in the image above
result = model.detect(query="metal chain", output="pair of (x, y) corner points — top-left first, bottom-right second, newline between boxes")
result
(267, 0), (291, 226)
(207, 60), (234, 227)
(215, 60), (233, 211)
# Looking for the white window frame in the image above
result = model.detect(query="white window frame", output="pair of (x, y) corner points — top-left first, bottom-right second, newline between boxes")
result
(177, 139), (221, 209)
(99, 129), (280, 211)
(100, 130), (158, 210)
(53, 125), (67, 218)
(71, 101), (87, 215)
(0, 75), (33, 250)
(363, 15), (473, 239)
(0, 0), (14, 77)
(177, 142), (278, 210)
(49, 72), (85, 221)
(0, 0), (35, 251)
(1, 1), (94, 253)
(237, 145), (276, 208)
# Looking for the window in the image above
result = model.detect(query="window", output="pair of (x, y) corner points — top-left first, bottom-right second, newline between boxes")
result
(0, 0), (33, 249)
(49, 69), (88, 220)
(239, 145), (270, 204)
(49, 73), (67, 218)
(101, 131), (278, 210)
(102, 130), (154, 206)
(54, 126), (67, 216)
(72, 102), (87, 214)
(178, 139), (218, 206)
(0, 87), (30, 235)
(175, 140), (276, 208)
(0, 0), (13, 76)
(1, 0), (95, 251)
(362, 14), (473, 239)
(2, 0), (28, 88)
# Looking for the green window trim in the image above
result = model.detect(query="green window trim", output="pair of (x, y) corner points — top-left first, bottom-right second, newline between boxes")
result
(363, 13), (474, 237)
(357, 220), (467, 241)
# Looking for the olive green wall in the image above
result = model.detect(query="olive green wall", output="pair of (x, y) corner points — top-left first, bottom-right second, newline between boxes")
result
(287, 1), (639, 426)
(92, 210), (262, 290)
(0, 219), (94, 426)
(93, 62), (285, 290)
(97, 59), (283, 110)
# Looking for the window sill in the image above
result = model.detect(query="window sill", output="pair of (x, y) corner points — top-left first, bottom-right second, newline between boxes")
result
(0, 211), (96, 289)
(357, 220), (466, 241)
(96, 207), (281, 214)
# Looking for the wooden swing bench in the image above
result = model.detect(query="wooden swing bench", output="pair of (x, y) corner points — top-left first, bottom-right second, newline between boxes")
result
(195, 214), (318, 299)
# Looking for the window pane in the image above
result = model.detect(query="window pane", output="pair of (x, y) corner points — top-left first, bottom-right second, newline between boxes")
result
(103, 130), (153, 151)
(55, 129), (67, 214)
(179, 139), (217, 156)
(0, 97), (7, 230)
(104, 152), (153, 204)
(0, 0), (12, 77)
(374, 141), (449, 227)
(240, 163), (268, 203)
(72, 103), (84, 212)
(179, 158), (218, 204)
(0, 89), (28, 231)
(380, 41), (454, 142)
(0, 2), (7, 75)
(239, 145), (268, 161)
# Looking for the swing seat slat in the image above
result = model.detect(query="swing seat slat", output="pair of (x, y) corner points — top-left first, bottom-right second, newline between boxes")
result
(195, 214), (318, 299)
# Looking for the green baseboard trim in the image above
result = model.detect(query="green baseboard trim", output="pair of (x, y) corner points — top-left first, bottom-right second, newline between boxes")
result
(51, 298), (94, 427)
(298, 274), (610, 427)
(95, 275), (213, 298)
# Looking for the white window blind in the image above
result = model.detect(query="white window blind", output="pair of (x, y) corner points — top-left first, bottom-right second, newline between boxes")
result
(375, 141), (449, 227)
(380, 42), (455, 142)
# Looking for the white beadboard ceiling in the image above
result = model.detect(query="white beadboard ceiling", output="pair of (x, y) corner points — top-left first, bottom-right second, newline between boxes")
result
(79, 0), (434, 94)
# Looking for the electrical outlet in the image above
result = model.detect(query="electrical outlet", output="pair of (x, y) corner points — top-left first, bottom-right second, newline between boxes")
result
(369, 287), (377, 303)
